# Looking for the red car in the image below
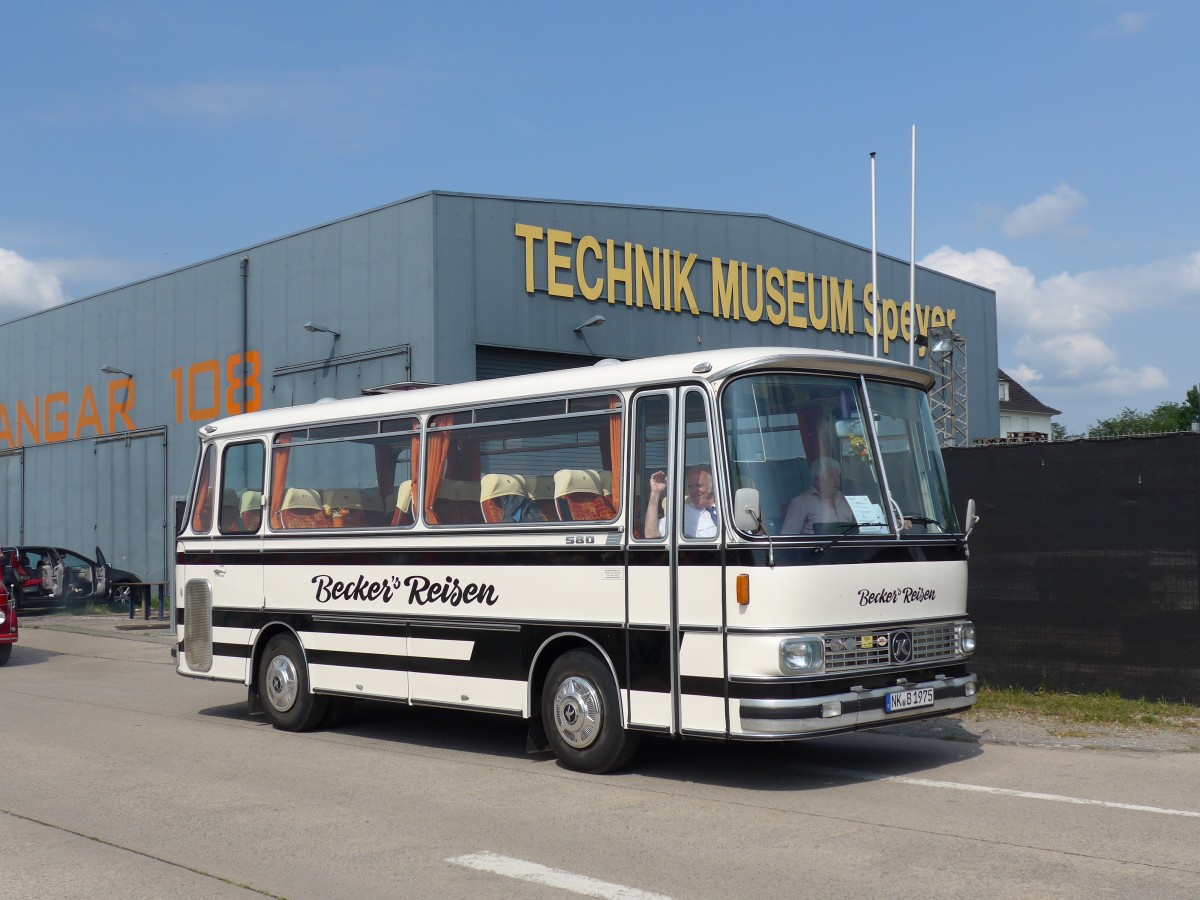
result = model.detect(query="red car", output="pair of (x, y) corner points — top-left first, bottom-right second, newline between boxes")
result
(0, 580), (16, 666)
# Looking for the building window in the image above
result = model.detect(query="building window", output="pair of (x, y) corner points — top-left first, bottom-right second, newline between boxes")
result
(999, 381), (1010, 402)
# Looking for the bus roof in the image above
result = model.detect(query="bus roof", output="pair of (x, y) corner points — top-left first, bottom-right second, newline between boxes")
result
(198, 347), (935, 440)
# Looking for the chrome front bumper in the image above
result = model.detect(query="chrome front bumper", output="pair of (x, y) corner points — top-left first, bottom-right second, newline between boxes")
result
(738, 673), (977, 737)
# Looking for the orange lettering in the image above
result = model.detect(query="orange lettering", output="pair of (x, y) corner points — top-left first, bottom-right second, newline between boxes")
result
(44, 392), (69, 443)
(74, 386), (105, 439)
(16, 399), (40, 446)
(107, 377), (136, 433)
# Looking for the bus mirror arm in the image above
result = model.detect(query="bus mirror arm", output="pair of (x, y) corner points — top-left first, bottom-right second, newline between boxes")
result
(734, 487), (774, 568)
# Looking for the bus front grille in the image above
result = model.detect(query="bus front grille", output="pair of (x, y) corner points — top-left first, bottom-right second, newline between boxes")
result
(824, 622), (960, 672)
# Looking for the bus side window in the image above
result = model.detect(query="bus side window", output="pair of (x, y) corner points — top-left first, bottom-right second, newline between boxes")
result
(632, 393), (670, 541)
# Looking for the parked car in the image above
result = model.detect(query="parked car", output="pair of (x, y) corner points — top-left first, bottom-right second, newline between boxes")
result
(2, 547), (45, 612)
(0, 579), (16, 665)
(6, 546), (141, 609)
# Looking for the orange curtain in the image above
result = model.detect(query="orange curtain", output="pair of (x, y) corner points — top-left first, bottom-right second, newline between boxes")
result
(607, 399), (622, 514)
(423, 416), (452, 525)
(268, 433), (292, 530)
(191, 447), (214, 532)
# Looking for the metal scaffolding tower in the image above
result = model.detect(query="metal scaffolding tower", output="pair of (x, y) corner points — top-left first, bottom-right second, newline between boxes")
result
(928, 329), (968, 447)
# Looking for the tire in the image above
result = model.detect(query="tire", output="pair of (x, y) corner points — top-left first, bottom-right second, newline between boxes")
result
(541, 649), (639, 774)
(111, 582), (134, 608)
(257, 634), (328, 731)
(0, 643), (11, 666)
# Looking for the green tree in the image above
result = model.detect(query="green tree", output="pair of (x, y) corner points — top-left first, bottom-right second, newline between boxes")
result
(1087, 387), (1199, 437)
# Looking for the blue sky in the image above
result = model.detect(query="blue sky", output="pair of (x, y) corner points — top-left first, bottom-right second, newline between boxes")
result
(2, 1), (1197, 433)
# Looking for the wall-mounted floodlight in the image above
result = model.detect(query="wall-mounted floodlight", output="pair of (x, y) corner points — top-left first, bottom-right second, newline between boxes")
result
(574, 314), (606, 333)
(304, 321), (340, 338)
(928, 326), (956, 354)
(100, 365), (133, 377)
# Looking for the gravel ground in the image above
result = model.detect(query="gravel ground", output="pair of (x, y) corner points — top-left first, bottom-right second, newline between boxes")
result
(873, 709), (1200, 752)
(22, 613), (1200, 753)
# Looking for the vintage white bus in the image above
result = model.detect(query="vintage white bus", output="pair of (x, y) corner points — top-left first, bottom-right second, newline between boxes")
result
(176, 347), (977, 772)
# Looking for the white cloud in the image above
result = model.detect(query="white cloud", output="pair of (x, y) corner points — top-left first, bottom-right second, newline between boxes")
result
(1094, 12), (1152, 37)
(1001, 183), (1087, 239)
(0, 247), (66, 323)
(921, 244), (1192, 404)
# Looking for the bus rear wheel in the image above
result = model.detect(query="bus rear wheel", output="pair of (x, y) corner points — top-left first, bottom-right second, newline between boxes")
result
(258, 634), (328, 731)
(542, 649), (638, 774)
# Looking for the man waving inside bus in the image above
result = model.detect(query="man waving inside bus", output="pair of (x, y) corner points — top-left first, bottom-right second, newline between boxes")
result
(645, 465), (719, 539)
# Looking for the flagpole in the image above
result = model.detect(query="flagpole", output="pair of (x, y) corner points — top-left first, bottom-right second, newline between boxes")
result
(870, 151), (879, 358)
(909, 124), (917, 366)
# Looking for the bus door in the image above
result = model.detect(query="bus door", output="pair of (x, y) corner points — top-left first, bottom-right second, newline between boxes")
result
(626, 387), (725, 737)
(213, 440), (266, 669)
(626, 390), (674, 732)
(673, 387), (726, 737)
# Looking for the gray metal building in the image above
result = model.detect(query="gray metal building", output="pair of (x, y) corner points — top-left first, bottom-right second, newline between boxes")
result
(0, 191), (998, 588)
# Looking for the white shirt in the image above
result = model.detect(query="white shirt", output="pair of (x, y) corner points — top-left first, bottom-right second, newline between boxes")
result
(655, 503), (719, 539)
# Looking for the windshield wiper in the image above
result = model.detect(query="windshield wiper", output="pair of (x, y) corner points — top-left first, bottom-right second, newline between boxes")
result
(902, 515), (945, 531)
(813, 522), (888, 555)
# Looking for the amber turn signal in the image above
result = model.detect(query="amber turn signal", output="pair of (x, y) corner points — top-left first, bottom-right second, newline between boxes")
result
(736, 573), (750, 606)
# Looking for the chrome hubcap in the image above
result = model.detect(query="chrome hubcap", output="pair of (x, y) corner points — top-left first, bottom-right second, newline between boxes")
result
(264, 654), (298, 713)
(552, 675), (602, 749)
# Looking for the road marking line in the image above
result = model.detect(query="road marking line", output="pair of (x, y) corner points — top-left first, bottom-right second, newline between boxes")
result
(447, 851), (671, 899)
(814, 766), (1200, 818)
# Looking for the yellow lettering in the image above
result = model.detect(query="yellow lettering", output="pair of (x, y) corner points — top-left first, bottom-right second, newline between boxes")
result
(900, 301), (913, 343)
(765, 267), (786, 325)
(829, 277), (854, 334)
(107, 378), (136, 433)
(915, 304), (932, 358)
(606, 240), (632, 306)
(882, 299), (900, 354)
(946, 309), (957, 331)
(786, 269), (807, 329)
(744, 265), (764, 323)
(674, 252), (698, 315)
(44, 392), (69, 443)
(863, 284), (877, 337)
(635, 245), (660, 310)
(514, 223), (543, 294)
(546, 228), (574, 299)
(74, 387), (104, 439)
(930, 306), (946, 330)
(577, 235), (603, 301)
(810, 276), (829, 331)
(711, 258), (740, 320)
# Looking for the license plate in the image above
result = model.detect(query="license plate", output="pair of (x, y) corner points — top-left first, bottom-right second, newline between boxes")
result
(885, 687), (935, 712)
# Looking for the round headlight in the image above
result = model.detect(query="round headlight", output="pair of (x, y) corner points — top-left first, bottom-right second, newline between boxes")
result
(780, 637), (824, 674)
(960, 622), (976, 654)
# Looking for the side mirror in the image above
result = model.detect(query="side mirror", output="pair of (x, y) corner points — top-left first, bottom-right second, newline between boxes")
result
(734, 487), (763, 534)
(964, 498), (978, 541)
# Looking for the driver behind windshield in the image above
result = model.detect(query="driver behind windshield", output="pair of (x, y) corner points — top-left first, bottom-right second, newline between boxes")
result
(782, 457), (854, 534)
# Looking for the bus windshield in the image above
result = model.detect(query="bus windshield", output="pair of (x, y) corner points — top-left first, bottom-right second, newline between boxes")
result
(721, 373), (956, 537)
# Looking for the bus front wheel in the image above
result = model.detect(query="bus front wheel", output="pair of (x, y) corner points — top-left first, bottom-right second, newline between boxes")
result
(258, 634), (328, 731)
(542, 649), (638, 774)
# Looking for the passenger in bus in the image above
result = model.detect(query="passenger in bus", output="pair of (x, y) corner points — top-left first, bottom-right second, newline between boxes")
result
(781, 457), (854, 534)
(645, 464), (718, 539)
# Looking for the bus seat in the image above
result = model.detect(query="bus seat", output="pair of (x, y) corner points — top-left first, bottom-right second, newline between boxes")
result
(553, 469), (616, 522)
(392, 480), (414, 526)
(455, 479), (484, 525)
(219, 488), (241, 533)
(239, 490), (263, 532)
(280, 487), (330, 529)
(525, 474), (559, 520)
(480, 473), (528, 523)
(598, 470), (613, 496)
